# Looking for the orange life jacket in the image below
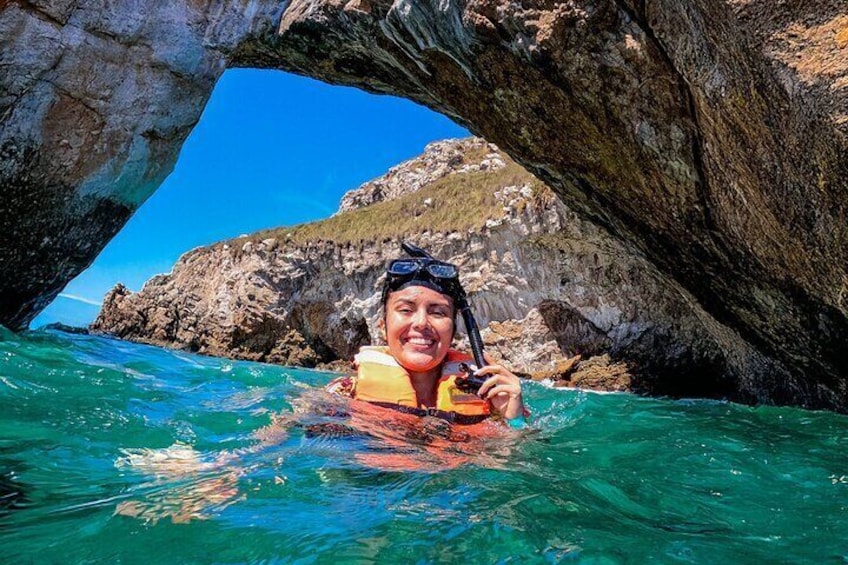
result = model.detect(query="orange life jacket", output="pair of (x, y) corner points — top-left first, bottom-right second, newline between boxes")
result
(353, 346), (490, 425)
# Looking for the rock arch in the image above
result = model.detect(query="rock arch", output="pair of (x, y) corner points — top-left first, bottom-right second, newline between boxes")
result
(1, 0), (847, 408)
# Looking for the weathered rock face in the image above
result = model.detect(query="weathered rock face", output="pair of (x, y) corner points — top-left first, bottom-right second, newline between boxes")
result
(732, 0), (848, 131)
(4, 1), (848, 409)
(0, 1), (284, 329)
(93, 139), (787, 401)
(254, 0), (848, 409)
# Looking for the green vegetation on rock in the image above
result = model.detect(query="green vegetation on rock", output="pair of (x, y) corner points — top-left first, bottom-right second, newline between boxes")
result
(229, 155), (546, 250)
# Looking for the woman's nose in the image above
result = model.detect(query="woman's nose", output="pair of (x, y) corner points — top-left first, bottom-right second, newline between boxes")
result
(411, 309), (429, 328)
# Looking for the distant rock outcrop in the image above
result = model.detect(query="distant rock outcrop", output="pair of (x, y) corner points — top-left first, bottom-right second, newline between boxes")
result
(337, 138), (506, 213)
(93, 139), (785, 399)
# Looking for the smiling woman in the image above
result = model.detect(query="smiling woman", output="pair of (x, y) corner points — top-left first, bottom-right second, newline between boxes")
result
(382, 286), (457, 396)
(32, 69), (468, 329)
(326, 244), (528, 427)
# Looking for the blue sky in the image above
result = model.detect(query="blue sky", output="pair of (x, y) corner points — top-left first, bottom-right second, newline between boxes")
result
(32, 69), (467, 328)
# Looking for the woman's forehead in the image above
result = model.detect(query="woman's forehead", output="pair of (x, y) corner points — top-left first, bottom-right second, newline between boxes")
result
(387, 285), (453, 306)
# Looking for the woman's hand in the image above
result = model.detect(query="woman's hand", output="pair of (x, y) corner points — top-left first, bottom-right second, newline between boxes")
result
(475, 353), (525, 421)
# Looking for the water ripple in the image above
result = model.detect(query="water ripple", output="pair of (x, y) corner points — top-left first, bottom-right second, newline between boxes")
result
(1, 330), (848, 564)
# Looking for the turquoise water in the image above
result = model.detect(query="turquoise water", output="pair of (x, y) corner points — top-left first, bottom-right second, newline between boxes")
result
(2, 328), (847, 564)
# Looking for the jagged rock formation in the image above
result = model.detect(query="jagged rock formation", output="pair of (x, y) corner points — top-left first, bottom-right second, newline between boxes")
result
(0, 1), (285, 330)
(4, 1), (848, 409)
(337, 137), (508, 212)
(93, 139), (785, 399)
(260, 0), (848, 411)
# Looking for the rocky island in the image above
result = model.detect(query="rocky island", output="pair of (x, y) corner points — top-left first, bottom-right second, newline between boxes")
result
(94, 138), (783, 400)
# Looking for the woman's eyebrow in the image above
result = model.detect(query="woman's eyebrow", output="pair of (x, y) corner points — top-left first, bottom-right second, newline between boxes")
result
(392, 298), (450, 308)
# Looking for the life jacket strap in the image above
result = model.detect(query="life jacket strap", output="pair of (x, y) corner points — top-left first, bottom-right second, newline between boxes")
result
(367, 402), (489, 426)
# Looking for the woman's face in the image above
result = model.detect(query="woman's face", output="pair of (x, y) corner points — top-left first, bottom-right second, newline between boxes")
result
(383, 285), (455, 377)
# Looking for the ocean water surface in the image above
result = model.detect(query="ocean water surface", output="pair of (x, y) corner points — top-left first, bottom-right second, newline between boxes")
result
(1, 328), (847, 564)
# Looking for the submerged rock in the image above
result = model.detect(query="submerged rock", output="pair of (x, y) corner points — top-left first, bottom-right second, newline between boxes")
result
(543, 354), (634, 393)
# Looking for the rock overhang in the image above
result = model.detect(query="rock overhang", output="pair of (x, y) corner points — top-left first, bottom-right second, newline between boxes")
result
(1, 0), (847, 409)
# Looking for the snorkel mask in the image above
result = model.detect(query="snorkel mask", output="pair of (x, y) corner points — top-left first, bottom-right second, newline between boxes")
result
(383, 242), (489, 394)
(382, 255), (465, 305)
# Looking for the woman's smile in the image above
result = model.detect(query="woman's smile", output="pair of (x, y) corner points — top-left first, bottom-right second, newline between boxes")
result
(404, 336), (437, 347)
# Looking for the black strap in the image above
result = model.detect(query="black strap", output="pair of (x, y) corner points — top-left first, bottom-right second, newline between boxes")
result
(367, 402), (489, 426)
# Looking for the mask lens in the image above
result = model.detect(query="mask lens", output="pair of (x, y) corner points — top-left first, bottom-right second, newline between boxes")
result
(388, 260), (420, 276)
(426, 263), (458, 279)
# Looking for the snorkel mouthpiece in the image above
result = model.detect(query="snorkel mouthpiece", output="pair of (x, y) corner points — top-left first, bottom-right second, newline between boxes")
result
(457, 362), (489, 394)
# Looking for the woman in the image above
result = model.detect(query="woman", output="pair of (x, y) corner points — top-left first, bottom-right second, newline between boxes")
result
(328, 247), (528, 428)
(116, 248), (524, 521)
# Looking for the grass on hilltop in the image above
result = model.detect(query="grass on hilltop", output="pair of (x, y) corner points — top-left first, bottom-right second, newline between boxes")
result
(228, 156), (548, 251)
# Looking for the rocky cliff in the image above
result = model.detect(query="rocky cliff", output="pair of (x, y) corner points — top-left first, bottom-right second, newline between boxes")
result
(261, 0), (848, 411)
(93, 138), (786, 400)
(0, 1), (285, 330)
(3, 1), (848, 409)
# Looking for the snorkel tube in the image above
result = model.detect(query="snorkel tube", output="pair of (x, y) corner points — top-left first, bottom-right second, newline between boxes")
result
(400, 242), (489, 392)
